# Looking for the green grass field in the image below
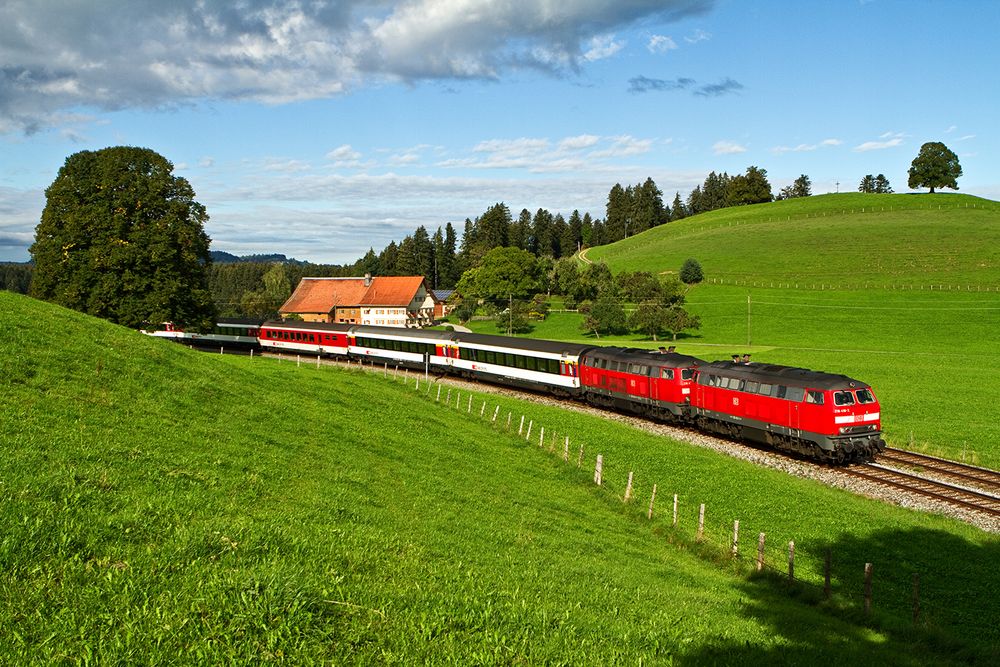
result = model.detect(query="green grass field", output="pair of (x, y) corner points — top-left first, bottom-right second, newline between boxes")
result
(3, 291), (1000, 663)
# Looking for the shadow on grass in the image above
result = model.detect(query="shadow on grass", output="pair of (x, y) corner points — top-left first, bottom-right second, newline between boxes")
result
(682, 526), (1000, 665)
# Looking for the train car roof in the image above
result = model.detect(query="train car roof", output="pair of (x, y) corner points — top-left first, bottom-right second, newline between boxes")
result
(217, 317), (267, 326)
(583, 346), (704, 368)
(262, 319), (353, 332)
(452, 332), (594, 356)
(350, 325), (455, 341)
(700, 360), (870, 390)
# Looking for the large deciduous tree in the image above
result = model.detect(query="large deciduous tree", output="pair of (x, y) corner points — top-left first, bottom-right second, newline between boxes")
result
(455, 246), (543, 307)
(908, 141), (962, 193)
(30, 146), (215, 329)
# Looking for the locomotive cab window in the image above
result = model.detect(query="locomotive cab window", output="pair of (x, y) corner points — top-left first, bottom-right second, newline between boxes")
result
(856, 388), (876, 404)
(805, 390), (825, 404)
(834, 391), (855, 406)
(661, 368), (675, 380)
(681, 369), (694, 380)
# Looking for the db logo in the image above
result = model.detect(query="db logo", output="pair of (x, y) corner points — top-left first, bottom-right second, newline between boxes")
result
(733, 397), (740, 406)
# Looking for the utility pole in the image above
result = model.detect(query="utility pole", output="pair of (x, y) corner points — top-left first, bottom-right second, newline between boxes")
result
(508, 294), (513, 336)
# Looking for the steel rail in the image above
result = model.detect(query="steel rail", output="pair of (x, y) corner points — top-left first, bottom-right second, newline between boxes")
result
(878, 448), (1000, 492)
(842, 464), (1000, 517)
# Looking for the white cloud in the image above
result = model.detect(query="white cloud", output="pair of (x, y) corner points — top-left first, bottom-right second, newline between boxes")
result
(684, 28), (711, 43)
(583, 34), (624, 61)
(589, 135), (653, 158)
(559, 134), (601, 151)
(959, 134), (976, 141)
(712, 140), (747, 155)
(647, 34), (678, 53)
(0, 0), (714, 134)
(771, 138), (843, 154)
(853, 133), (905, 152)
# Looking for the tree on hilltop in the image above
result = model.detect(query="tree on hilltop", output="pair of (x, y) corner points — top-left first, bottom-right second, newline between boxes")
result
(859, 173), (893, 194)
(908, 142), (962, 193)
(30, 146), (215, 329)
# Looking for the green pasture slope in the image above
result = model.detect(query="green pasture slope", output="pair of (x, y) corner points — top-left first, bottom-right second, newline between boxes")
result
(2, 291), (1000, 663)
(585, 193), (1000, 467)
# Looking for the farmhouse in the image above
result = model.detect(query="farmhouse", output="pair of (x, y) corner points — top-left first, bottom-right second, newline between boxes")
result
(280, 274), (438, 327)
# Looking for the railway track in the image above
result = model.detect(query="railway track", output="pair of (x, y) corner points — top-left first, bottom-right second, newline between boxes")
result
(841, 462), (1000, 518)
(876, 447), (1000, 493)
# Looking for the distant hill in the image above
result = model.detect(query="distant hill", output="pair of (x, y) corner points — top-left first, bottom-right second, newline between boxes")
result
(209, 251), (306, 264)
(586, 192), (1000, 286)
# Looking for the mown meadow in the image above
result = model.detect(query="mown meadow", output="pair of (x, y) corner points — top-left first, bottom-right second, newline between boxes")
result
(2, 290), (1000, 663)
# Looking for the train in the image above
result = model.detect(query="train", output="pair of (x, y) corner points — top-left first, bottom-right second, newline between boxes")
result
(148, 318), (885, 464)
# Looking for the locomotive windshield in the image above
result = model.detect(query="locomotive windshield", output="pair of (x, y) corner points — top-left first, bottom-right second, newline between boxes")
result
(856, 388), (876, 404)
(834, 391), (855, 406)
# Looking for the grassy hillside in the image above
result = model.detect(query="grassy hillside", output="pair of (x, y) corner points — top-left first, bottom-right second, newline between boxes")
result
(587, 193), (1000, 286)
(2, 291), (1000, 663)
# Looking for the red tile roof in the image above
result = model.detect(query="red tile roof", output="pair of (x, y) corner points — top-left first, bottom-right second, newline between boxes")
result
(280, 278), (368, 314)
(360, 276), (426, 306)
(280, 276), (434, 314)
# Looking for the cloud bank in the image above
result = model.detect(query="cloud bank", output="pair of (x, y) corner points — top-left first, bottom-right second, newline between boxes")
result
(0, 0), (714, 134)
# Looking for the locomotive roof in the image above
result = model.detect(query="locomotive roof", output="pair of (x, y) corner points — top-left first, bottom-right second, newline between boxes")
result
(583, 346), (703, 368)
(700, 360), (870, 391)
(452, 332), (594, 356)
(262, 319), (353, 332)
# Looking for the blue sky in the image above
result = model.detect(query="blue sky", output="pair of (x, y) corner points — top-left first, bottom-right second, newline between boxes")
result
(2, 0), (997, 264)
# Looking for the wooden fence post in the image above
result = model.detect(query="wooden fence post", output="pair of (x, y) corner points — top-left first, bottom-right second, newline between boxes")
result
(788, 541), (795, 581)
(594, 454), (603, 486)
(732, 520), (739, 558)
(467, 394), (472, 413)
(317, 355), (321, 369)
(506, 412), (512, 430)
(864, 563), (873, 616)
(415, 378), (419, 391)
(492, 406), (500, 423)
(384, 362), (387, 378)
(525, 420), (533, 441)
(757, 533), (766, 572)
(539, 426), (545, 448)
(624, 472), (634, 503)
(824, 549), (832, 599)
(648, 483), (657, 519)
(480, 400), (486, 417)
(297, 355), (301, 367)
(697, 504), (705, 542)
(518, 415), (524, 436)
(563, 436), (570, 462)
(577, 444), (584, 468)
(447, 388), (452, 404)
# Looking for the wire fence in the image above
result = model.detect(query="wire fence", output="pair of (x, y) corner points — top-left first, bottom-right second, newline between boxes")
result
(254, 350), (996, 644)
